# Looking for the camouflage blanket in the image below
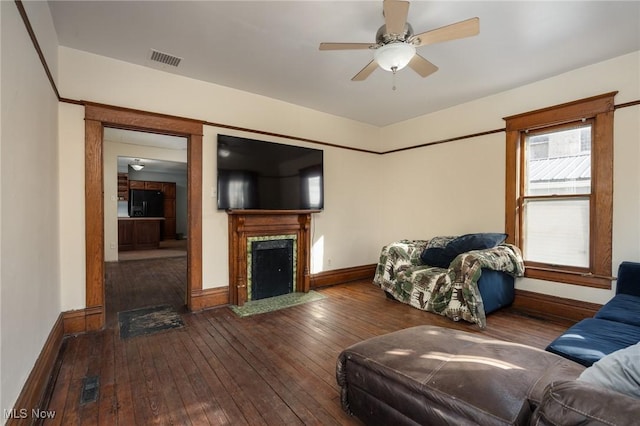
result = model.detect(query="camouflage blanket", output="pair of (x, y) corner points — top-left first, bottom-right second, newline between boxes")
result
(373, 239), (524, 328)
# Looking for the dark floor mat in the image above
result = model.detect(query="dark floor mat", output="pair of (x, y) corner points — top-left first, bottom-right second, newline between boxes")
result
(118, 305), (184, 339)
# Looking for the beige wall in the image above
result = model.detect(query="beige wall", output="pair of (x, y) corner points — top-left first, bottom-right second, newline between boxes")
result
(379, 51), (640, 305)
(58, 103), (86, 311)
(201, 125), (382, 289)
(57, 46), (640, 308)
(57, 46), (384, 300)
(1, 0), (60, 412)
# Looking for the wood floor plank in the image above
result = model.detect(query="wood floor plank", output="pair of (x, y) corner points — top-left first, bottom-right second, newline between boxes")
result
(43, 339), (77, 426)
(123, 338), (154, 425)
(78, 333), (103, 425)
(173, 324), (248, 425)
(182, 312), (264, 425)
(60, 333), (92, 425)
(144, 333), (192, 425)
(96, 330), (117, 426)
(45, 256), (575, 425)
(203, 312), (305, 425)
(136, 334), (177, 424)
(218, 311), (344, 425)
(112, 330), (135, 424)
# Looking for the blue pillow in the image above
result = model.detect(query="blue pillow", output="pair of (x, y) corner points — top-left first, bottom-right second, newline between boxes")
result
(446, 233), (507, 254)
(420, 233), (507, 268)
(420, 247), (451, 268)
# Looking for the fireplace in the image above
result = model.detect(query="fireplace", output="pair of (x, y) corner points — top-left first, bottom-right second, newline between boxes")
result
(227, 211), (313, 306)
(247, 235), (296, 301)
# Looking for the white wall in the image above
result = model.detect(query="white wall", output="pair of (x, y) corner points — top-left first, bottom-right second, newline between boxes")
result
(1, 0), (60, 413)
(379, 51), (640, 305)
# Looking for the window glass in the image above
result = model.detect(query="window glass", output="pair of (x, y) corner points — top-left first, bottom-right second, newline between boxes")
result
(523, 198), (590, 267)
(306, 175), (322, 208)
(524, 124), (591, 196)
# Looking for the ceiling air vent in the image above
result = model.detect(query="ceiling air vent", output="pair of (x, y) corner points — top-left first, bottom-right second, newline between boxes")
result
(149, 49), (182, 67)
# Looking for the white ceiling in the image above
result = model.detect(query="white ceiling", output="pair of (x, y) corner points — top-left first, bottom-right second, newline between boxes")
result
(48, 1), (640, 127)
(104, 127), (188, 174)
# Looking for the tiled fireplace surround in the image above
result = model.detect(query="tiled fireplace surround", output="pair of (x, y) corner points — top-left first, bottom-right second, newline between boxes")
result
(227, 211), (313, 306)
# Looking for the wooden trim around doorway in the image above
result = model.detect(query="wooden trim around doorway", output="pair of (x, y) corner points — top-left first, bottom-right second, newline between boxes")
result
(84, 104), (203, 330)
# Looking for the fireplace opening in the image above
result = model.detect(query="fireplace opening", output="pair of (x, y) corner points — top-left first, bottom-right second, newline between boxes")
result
(250, 238), (295, 300)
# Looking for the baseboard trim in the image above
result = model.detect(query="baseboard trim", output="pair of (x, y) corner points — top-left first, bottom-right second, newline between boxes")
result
(62, 309), (87, 335)
(62, 306), (103, 335)
(190, 264), (377, 310)
(7, 314), (64, 425)
(513, 289), (602, 322)
(191, 287), (229, 311)
(310, 264), (377, 288)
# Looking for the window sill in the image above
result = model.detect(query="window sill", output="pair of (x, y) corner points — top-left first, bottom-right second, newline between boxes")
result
(524, 266), (613, 289)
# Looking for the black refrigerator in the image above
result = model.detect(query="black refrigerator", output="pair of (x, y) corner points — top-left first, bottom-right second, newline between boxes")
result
(128, 189), (164, 217)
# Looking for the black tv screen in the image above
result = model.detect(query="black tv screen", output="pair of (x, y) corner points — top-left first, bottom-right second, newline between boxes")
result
(217, 135), (324, 210)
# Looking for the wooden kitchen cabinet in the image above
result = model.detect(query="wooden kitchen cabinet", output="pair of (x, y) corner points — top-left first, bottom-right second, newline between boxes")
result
(144, 181), (163, 190)
(129, 180), (145, 189)
(162, 182), (177, 239)
(162, 182), (176, 198)
(117, 173), (129, 200)
(163, 198), (176, 219)
(126, 179), (177, 240)
(118, 218), (134, 250)
(118, 218), (163, 251)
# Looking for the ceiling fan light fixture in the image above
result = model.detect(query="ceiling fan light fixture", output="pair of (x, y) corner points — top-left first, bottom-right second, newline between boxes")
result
(374, 42), (416, 72)
(129, 159), (145, 171)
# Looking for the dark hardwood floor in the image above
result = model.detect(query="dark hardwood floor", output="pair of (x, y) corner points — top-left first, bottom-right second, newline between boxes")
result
(43, 258), (574, 425)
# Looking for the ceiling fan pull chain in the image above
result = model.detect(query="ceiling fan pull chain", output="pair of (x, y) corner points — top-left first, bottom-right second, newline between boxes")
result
(392, 66), (398, 91)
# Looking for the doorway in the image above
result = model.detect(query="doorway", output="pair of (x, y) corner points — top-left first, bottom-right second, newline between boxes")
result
(102, 127), (189, 326)
(84, 103), (203, 332)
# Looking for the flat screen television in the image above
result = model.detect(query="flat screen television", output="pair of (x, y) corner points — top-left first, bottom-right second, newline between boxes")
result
(217, 134), (324, 211)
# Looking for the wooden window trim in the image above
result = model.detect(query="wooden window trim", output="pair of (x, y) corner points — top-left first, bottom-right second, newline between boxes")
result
(504, 92), (616, 289)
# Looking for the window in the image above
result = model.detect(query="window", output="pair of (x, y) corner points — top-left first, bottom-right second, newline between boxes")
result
(504, 92), (616, 288)
(300, 165), (323, 209)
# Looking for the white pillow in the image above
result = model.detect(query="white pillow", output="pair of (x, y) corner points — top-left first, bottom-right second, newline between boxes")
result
(577, 342), (640, 399)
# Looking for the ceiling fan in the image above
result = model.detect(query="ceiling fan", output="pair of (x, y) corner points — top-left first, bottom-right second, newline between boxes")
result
(319, 0), (479, 81)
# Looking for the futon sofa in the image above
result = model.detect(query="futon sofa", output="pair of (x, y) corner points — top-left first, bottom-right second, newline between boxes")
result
(337, 325), (640, 425)
(374, 234), (524, 328)
(546, 261), (640, 366)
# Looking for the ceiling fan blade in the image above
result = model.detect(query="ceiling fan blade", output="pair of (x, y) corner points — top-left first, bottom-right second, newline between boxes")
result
(383, 0), (410, 35)
(319, 42), (374, 51)
(412, 17), (479, 47)
(408, 54), (439, 78)
(351, 60), (378, 81)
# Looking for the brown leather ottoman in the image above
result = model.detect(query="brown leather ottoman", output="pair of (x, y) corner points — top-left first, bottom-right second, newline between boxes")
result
(336, 326), (584, 426)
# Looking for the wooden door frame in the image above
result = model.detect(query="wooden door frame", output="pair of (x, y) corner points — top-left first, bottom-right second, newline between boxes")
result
(84, 103), (203, 331)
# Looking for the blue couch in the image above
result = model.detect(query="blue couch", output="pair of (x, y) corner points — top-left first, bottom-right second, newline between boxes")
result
(546, 261), (640, 366)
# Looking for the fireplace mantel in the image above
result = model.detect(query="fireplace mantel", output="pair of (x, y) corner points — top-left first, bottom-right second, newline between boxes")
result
(227, 210), (316, 306)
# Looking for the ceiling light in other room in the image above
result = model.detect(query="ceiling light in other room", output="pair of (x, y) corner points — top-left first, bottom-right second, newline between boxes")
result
(374, 42), (416, 73)
(218, 144), (231, 158)
(129, 159), (145, 171)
